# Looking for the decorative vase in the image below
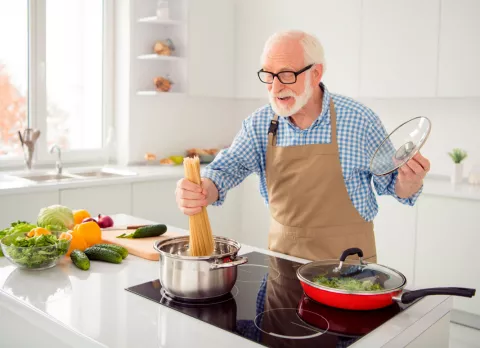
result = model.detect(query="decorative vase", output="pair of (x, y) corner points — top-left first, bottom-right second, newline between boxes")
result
(451, 163), (463, 184)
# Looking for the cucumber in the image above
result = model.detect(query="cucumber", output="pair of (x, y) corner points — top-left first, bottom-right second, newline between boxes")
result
(84, 246), (123, 264)
(117, 224), (167, 239)
(70, 250), (90, 271)
(94, 243), (128, 259)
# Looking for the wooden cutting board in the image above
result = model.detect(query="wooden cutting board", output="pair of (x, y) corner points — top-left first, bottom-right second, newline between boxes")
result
(101, 229), (184, 261)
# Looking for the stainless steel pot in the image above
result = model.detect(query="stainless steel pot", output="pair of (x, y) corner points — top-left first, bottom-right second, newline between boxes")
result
(153, 236), (248, 301)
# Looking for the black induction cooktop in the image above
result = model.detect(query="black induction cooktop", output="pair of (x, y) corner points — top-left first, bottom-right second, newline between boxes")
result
(126, 252), (417, 348)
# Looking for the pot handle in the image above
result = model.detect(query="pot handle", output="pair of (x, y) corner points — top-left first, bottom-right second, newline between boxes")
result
(210, 256), (248, 270)
(399, 287), (476, 304)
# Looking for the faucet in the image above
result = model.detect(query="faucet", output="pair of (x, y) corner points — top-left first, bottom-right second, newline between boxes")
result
(49, 144), (62, 175)
(18, 128), (41, 170)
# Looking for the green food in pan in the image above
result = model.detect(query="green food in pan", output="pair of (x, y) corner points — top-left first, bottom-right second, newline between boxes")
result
(312, 275), (384, 291)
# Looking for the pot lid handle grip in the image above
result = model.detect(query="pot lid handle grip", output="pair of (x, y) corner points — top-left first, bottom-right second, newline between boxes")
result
(339, 248), (364, 262)
(333, 248), (365, 273)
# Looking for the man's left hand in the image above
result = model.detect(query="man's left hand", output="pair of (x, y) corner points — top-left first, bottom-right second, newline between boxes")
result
(395, 152), (430, 198)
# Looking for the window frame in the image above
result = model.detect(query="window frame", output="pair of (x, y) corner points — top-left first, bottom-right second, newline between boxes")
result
(0, 0), (114, 169)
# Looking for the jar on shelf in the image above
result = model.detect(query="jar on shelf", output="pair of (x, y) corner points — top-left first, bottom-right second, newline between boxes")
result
(156, 0), (170, 20)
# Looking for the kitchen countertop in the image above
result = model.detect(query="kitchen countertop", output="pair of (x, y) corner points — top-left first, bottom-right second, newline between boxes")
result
(0, 214), (455, 348)
(1, 163), (480, 202)
(0, 164), (191, 195)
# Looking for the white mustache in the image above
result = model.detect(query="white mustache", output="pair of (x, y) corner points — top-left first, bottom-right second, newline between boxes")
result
(270, 91), (295, 98)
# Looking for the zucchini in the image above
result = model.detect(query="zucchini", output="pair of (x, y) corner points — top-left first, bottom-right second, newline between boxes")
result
(117, 224), (167, 239)
(94, 243), (129, 259)
(70, 250), (90, 271)
(84, 246), (123, 264)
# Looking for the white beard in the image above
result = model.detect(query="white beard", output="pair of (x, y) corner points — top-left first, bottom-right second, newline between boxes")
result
(269, 72), (313, 117)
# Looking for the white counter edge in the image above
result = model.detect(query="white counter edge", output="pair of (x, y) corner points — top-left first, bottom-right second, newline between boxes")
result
(352, 295), (452, 347)
(0, 290), (106, 348)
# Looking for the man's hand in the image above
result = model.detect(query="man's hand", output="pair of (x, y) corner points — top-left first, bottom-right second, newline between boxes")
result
(395, 152), (430, 198)
(175, 178), (219, 215)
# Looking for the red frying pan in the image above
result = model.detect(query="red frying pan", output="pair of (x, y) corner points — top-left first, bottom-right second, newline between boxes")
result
(296, 248), (476, 311)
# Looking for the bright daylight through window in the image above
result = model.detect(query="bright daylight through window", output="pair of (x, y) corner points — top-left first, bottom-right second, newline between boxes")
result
(0, 0), (106, 162)
(0, 0), (28, 157)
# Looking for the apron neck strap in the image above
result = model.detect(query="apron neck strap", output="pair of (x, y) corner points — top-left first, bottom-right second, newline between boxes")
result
(268, 114), (280, 146)
(329, 98), (337, 145)
(268, 98), (337, 146)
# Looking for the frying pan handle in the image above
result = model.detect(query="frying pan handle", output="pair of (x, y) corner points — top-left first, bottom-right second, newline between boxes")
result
(400, 287), (476, 304)
(339, 248), (364, 262)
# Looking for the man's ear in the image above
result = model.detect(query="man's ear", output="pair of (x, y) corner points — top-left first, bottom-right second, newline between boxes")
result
(313, 64), (323, 84)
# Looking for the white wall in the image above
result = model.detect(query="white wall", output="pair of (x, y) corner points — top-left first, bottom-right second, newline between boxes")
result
(128, 95), (242, 162)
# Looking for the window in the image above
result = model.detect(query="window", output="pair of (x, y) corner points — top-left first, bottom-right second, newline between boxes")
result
(0, 0), (112, 165)
(0, 0), (29, 158)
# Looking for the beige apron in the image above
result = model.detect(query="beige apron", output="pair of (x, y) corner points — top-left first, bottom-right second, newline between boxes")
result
(265, 98), (377, 262)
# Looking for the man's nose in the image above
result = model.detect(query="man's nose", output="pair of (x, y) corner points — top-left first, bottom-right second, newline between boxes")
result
(271, 77), (284, 94)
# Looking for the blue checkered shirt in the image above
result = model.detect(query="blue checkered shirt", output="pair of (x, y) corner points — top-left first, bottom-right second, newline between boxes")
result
(201, 83), (422, 221)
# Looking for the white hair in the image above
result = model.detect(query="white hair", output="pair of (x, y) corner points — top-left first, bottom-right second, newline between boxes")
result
(261, 30), (326, 71)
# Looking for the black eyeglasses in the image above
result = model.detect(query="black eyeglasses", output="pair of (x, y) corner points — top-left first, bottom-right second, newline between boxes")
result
(257, 64), (313, 84)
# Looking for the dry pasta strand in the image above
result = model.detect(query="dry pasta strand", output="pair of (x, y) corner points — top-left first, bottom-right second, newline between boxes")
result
(183, 156), (215, 256)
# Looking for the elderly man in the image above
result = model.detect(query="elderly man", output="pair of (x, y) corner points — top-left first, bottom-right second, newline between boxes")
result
(175, 30), (430, 262)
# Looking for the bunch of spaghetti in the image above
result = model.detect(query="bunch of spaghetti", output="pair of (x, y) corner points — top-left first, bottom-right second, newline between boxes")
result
(183, 156), (215, 256)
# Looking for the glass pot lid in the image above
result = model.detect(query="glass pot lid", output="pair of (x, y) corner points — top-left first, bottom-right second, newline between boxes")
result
(370, 116), (431, 176)
(297, 249), (406, 294)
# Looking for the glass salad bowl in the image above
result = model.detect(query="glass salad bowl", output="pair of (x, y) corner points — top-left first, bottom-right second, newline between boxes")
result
(1, 230), (72, 270)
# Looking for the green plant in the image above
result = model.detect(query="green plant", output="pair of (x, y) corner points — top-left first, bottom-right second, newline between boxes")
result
(448, 148), (468, 164)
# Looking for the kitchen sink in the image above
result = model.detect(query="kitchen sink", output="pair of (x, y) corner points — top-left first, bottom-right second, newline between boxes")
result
(13, 173), (84, 183)
(75, 168), (137, 178)
(4, 167), (137, 184)
(74, 169), (137, 178)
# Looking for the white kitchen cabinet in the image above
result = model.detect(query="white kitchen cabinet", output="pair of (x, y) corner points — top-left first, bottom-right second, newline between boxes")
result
(437, 0), (480, 97)
(359, 0), (440, 98)
(373, 194), (418, 287)
(132, 179), (188, 231)
(0, 191), (59, 228)
(286, 0), (362, 98)
(239, 175), (271, 249)
(235, 0), (362, 99)
(234, 0), (277, 100)
(415, 195), (480, 317)
(206, 185), (242, 241)
(187, 0), (235, 98)
(59, 184), (132, 217)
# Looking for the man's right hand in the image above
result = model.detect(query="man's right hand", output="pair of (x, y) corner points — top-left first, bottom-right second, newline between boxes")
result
(175, 178), (218, 215)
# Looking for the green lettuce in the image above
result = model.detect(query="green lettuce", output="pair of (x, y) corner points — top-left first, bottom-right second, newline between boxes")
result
(37, 205), (74, 231)
(0, 221), (38, 257)
(2, 233), (69, 268)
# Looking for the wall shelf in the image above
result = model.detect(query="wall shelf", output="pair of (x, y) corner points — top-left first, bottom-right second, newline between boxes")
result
(137, 16), (183, 25)
(136, 90), (185, 96)
(137, 54), (184, 61)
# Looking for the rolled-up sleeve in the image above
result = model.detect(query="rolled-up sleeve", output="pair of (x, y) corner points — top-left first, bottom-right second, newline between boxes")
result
(366, 116), (422, 206)
(201, 119), (261, 206)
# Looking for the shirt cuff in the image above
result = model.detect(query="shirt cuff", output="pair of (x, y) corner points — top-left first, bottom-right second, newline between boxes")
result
(388, 171), (423, 206)
(201, 167), (227, 206)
